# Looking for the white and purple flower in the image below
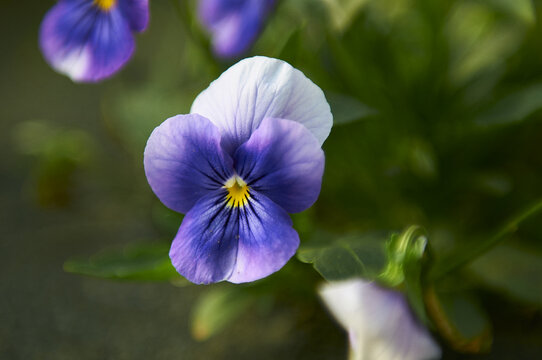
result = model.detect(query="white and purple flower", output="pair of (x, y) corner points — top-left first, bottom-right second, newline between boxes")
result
(320, 279), (442, 360)
(39, 0), (149, 82)
(198, 0), (276, 58)
(144, 56), (332, 284)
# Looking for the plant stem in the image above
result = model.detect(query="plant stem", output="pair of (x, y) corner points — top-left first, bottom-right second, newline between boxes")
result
(430, 198), (542, 281)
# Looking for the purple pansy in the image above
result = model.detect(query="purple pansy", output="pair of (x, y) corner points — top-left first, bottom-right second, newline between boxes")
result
(198, 0), (275, 58)
(39, 0), (149, 82)
(320, 279), (442, 360)
(144, 56), (332, 284)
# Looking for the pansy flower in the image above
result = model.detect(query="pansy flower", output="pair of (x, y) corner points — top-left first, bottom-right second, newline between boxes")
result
(198, 0), (276, 58)
(320, 279), (442, 360)
(144, 56), (332, 284)
(39, 0), (149, 82)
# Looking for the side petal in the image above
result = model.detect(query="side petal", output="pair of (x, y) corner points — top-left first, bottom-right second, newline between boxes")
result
(119, 0), (149, 32)
(198, 0), (275, 58)
(144, 114), (234, 214)
(169, 189), (299, 284)
(39, 0), (134, 82)
(234, 118), (324, 213)
(190, 56), (332, 154)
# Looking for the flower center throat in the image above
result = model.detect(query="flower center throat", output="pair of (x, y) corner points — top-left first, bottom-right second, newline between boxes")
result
(224, 175), (250, 208)
(94, 0), (117, 11)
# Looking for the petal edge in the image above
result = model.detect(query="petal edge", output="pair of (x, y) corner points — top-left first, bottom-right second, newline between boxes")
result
(191, 56), (332, 154)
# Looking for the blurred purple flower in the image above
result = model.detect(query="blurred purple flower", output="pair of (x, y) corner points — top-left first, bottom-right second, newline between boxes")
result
(198, 0), (276, 58)
(144, 56), (332, 284)
(320, 279), (442, 360)
(39, 0), (149, 82)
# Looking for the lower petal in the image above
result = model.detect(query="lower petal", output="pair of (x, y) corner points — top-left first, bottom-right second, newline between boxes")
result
(39, 0), (134, 82)
(169, 189), (299, 284)
(228, 189), (299, 283)
(169, 190), (239, 285)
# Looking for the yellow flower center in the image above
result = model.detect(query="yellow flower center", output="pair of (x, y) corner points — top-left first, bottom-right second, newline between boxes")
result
(94, 0), (117, 11)
(224, 175), (250, 208)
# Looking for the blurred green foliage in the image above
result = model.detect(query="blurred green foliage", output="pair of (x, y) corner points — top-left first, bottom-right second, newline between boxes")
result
(64, 242), (184, 282)
(13, 120), (96, 207)
(16, 0), (542, 357)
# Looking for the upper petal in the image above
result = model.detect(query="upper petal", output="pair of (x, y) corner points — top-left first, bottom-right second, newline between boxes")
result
(198, 0), (275, 58)
(169, 189), (299, 284)
(234, 117), (325, 213)
(190, 56), (332, 155)
(119, 0), (149, 32)
(144, 114), (234, 214)
(39, 0), (134, 82)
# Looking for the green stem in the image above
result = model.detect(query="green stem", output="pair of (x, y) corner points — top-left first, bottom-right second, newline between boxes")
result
(430, 198), (542, 281)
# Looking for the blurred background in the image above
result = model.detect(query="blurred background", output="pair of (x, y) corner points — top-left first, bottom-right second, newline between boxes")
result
(1, 0), (542, 359)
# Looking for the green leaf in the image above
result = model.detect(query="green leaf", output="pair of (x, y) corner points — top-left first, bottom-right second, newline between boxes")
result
(191, 287), (255, 341)
(473, 172), (512, 197)
(426, 288), (492, 353)
(297, 227), (429, 286)
(397, 138), (438, 180)
(475, 84), (542, 127)
(274, 27), (304, 63)
(488, 0), (535, 25)
(299, 227), (431, 323)
(13, 120), (95, 163)
(468, 244), (542, 306)
(297, 232), (389, 281)
(321, 0), (370, 32)
(64, 242), (185, 283)
(326, 92), (377, 126)
(446, 2), (526, 85)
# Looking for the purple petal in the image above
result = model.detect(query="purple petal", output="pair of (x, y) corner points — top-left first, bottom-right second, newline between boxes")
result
(198, 0), (275, 58)
(119, 0), (149, 32)
(144, 114), (234, 214)
(234, 118), (324, 213)
(39, 0), (135, 82)
(228, 189), (299, 283)
(198, 0), (243, 26)
(170, 189), (299, 284)
(169, 190), (239, 284)
(191, 57), (332, 155)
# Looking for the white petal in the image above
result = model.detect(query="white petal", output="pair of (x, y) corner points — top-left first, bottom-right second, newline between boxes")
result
(54, 47), (92, 82)
(190, 56), (332, 154)
(320, 279), (442, 360)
